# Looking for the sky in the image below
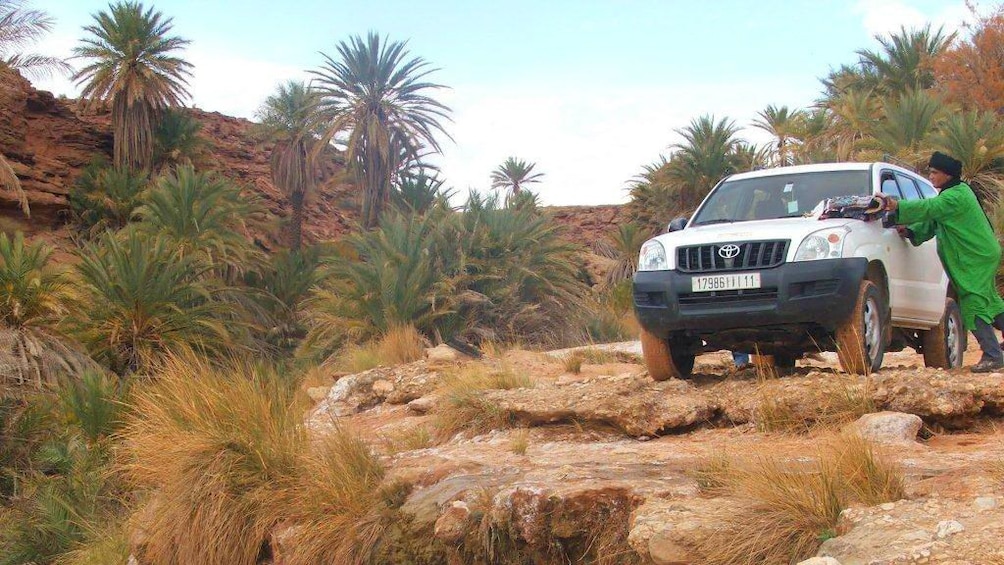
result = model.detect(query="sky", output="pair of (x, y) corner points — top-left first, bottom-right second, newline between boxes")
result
(31, 0), (975, 205)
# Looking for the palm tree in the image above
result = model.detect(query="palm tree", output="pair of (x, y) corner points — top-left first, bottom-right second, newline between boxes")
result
(0, 232), (93, 386)
(136, 164), (262, 271)
(751, 105), (805, 166)
(931, 110), (1004, 197)
(668, 115), (744, 209)
(72, 1), (192, 171)
(870, 90), (944, 167)
(490, 157), (544, 196)
(73, 229), (232, 375)
(256, 81), (319, 250)
(856, 25), (955, 95)
(603, 222), (650, 286)
(311, 32), (452, 229)
(0, 0), (72, 79)
(0, 155), (28, 216)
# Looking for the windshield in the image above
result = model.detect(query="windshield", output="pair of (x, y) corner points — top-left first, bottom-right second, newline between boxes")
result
(691, 170), (870, 226)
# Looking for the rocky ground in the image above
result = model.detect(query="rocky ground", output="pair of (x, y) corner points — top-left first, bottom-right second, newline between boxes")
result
(305, 342), (1004, 564)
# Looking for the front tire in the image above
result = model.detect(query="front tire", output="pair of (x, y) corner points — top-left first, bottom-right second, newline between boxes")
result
(835, 280), (886, 375)
(640, 328), (695, 381)
(922, 297), (965, 369)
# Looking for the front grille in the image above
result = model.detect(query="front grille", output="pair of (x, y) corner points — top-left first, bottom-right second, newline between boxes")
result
(678, 287), (779, 306)
(676, 240), (789, 273)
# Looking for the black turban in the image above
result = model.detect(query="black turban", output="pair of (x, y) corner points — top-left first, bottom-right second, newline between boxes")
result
(928, 151), (963, 178)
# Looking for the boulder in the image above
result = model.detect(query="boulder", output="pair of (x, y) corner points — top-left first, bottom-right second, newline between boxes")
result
(845, 411), (922, 444)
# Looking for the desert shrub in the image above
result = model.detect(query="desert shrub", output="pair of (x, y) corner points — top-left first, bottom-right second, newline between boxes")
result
(280, 425), (390, 565)
(339, 324), (426, 373)
(121, 355), (303, 565)
(695, 434), (904, 565)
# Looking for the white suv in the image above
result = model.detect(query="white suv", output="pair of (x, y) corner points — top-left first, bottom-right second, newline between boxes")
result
(632, 162), (963, 379)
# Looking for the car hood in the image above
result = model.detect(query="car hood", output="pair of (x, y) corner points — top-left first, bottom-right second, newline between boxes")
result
(649, 217), (855, 269)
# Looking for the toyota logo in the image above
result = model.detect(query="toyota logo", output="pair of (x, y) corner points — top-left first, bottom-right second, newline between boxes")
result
(718, 244), (741, 259)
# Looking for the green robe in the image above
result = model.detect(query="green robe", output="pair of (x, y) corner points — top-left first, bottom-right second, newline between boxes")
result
(897, 181), (1004, 330)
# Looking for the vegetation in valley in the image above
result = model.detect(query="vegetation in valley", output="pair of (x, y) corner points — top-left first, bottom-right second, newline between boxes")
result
(2, 0), (1004, 563)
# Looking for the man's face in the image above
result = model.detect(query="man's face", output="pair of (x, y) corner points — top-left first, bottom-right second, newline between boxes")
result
(927, 168), (951, 189)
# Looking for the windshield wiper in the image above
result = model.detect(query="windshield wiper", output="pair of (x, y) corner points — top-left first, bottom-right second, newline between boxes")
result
(693, 218), (737, 226)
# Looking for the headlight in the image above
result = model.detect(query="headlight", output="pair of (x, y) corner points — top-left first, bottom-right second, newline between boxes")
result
(638, 240), (669, 271)
(793, 227), (849, 261)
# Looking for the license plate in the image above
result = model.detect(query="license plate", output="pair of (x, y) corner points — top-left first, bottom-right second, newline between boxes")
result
(691, 272), (761, 293)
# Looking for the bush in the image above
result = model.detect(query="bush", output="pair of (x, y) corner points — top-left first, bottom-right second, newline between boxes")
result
(433, 365), (532, 440)
(121, 355), (303, 565)
(68, 161), (148, 236)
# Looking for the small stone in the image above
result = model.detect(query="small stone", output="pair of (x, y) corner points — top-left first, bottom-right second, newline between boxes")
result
(935, 520), (964, 538)
(880, 502), (896, 511)
(426, 344), (460, 363)
(407, 395), (437, 414)
(648, 533), (692, 565)
(372, 379), (394, 395)
(433, 500), (470, 544)
(974, 496), (998, 510)
(796, 558), (842, 565)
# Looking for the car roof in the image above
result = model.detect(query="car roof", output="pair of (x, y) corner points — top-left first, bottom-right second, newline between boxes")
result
(725, 162), (914, 182)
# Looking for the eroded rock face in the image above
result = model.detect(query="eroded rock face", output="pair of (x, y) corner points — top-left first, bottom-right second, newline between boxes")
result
(486, 374), (718, 437)
(308, 361), (443, 430)
(0, 67), (356, 248)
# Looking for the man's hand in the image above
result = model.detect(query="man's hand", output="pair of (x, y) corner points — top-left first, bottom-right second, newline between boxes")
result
(877, 192), (899, 211)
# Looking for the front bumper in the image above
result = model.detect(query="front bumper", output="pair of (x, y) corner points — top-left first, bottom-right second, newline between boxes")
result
(632, 257), (868, 342)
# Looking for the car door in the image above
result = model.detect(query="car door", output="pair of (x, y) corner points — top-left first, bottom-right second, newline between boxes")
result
(888, 171), (948, 324)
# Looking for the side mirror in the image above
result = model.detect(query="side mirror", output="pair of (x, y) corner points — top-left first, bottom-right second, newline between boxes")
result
(667, 217), (688, 232)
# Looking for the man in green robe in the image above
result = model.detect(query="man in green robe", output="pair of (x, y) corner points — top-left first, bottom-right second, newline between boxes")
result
(884, 151), (1004, 373)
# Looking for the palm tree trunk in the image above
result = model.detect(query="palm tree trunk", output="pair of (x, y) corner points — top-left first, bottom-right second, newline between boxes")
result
(291, 190), (305, 251)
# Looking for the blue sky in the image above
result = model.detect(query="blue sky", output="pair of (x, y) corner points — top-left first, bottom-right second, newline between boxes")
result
(34, 0), (971, 205)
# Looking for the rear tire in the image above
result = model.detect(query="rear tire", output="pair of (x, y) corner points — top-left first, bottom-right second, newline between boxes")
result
(640, 328), (695, 381)
(835, 280), (886, 375)
(922, 297), (965, 369)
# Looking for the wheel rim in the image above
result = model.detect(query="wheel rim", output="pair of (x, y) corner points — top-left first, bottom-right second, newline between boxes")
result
(946, 310), (961, 367)
(863, 296), (882, 364)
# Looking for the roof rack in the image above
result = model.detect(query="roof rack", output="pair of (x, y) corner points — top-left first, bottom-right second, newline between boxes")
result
(881, 153), (919, 173)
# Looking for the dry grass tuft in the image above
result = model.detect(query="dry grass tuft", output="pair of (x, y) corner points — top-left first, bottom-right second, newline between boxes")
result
(509, 428), (529, 455)
(695, 433), (905, 565)
(122, 355), (304, 565)
(829, 432), (905, 505)
(340, 324), (426, 373)
(563, 354), (583, 374)
(692, 452), (737, 495)
(433, 365), (533, 440)
(281, 425), (390, 565)
(381, 425), (435, 455)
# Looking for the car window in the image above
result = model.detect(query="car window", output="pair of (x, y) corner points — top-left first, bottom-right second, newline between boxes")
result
(894, 172), (922, 200)
(917, 178), (937, 198)
(880, 174), (903, 199)
(691, 170), (870, 225)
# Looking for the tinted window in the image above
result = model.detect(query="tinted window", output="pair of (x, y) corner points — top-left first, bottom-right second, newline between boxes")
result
(894, 172), (922, 200)
(692, 170), (871, 225)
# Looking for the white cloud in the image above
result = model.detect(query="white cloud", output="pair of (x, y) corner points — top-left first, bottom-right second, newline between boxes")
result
(853, 0), (971, 40)
(432, 81), (814, 206)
